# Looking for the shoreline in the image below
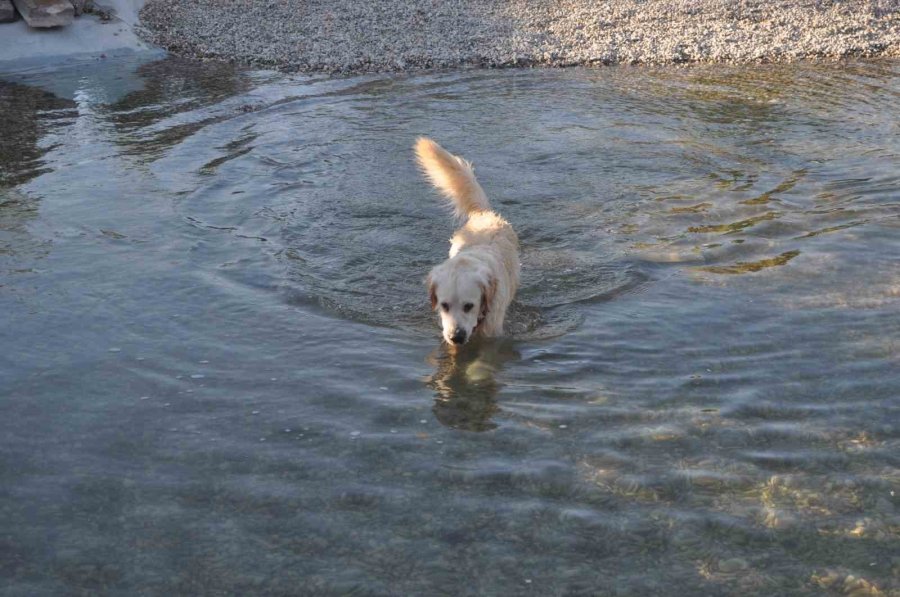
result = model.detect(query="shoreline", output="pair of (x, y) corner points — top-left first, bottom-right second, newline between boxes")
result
(138, 0), (900, 75)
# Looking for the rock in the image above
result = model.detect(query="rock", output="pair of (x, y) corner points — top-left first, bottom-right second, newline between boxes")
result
(72, 0), (93, 15)
(0, 0), (16, 22)
(11, 0), (73, 27)
(718, 558), (749, 573)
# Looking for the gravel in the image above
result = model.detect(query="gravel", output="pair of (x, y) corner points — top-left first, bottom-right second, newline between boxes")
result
(138, 0), (900, 74)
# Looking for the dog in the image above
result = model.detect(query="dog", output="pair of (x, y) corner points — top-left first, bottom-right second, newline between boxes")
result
(414, 138), (519, 345)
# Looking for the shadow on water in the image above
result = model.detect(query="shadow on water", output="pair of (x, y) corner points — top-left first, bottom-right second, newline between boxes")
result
(426, 339), (521, 432)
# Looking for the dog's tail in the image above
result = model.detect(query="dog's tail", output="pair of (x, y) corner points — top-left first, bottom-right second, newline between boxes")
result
(414, 137), (490, 218)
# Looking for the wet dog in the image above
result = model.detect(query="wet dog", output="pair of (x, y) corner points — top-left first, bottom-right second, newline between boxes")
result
(415, 138), (519, 345)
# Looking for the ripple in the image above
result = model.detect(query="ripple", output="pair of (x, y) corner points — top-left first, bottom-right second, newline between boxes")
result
(4, 56), (900, 597)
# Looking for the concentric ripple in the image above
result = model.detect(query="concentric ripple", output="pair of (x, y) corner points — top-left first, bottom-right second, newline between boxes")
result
(2, 56), (899, 596)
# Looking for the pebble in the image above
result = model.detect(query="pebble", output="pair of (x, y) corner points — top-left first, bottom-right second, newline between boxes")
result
(139, 0), (900, 74)
(718, 558), (749, 573)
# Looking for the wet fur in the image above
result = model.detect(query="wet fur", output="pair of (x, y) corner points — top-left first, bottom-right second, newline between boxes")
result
(415, 138), (519, 343)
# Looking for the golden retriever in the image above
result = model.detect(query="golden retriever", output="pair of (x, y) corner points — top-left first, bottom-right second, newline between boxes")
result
(414, 138), (519, 345)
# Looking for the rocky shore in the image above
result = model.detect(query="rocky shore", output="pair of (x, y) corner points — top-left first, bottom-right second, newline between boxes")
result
(138, 0), (900, 74)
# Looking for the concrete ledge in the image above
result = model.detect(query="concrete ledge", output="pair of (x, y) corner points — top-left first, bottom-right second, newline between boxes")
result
(0, 0), (153, 69)
(12, 0), (74, 28)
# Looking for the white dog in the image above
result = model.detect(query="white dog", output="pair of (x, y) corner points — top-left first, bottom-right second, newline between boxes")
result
(415, 138), (519, 345)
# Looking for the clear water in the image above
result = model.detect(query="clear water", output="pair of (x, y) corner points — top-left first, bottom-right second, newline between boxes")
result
(1, 55), (898, 595)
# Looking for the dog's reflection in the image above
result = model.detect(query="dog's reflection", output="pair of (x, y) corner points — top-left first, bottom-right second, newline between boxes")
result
(426, 339), (520, 432)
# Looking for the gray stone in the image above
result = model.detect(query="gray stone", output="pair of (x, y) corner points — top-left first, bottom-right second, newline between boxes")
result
(0, 0), (17, 22)
(11, 0), (73, 27)
(70, 0), (93, 16)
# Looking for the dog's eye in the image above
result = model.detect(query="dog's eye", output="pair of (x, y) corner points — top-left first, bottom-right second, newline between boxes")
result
(463, 303), (474, 313)
(441, 302), (450, 312)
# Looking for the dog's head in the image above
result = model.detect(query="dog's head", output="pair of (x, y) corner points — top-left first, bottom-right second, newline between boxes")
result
(427, 256), (496, 346)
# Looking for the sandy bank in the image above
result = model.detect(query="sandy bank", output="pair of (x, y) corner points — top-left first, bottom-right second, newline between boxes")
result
(139, 0), (900, 74)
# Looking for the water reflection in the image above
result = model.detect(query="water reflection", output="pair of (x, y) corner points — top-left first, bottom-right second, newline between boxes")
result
(104, 56), (253, 158)
(0, 81), (75, 188)
(0, 81), (74, 276)
(426, 339), (520, 432)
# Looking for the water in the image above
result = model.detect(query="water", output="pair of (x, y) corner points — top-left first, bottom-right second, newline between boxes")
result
(1, 55), (898, 595)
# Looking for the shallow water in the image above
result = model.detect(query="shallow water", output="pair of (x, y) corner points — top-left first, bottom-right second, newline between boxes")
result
(1, 55), (898, 595)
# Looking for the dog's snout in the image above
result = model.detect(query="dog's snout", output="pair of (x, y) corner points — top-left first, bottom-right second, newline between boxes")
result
(450, 328), (467, 345)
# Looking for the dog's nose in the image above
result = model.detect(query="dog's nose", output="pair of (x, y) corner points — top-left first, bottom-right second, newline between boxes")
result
(450, 328), (467, 344)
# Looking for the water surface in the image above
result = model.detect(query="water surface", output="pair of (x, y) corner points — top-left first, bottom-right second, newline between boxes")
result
(1, 56), (898, 595)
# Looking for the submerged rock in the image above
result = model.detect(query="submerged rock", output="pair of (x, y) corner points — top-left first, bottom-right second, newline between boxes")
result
(717, 558), (749, 573)
(11, 0), (73, 27)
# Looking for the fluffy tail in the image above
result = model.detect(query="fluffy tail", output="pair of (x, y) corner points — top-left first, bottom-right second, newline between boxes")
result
(414, 137), (490, 218)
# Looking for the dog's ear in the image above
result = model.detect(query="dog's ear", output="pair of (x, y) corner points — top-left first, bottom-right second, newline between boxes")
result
(480, 276), (497, 318)
(427, 274), (438, 310)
